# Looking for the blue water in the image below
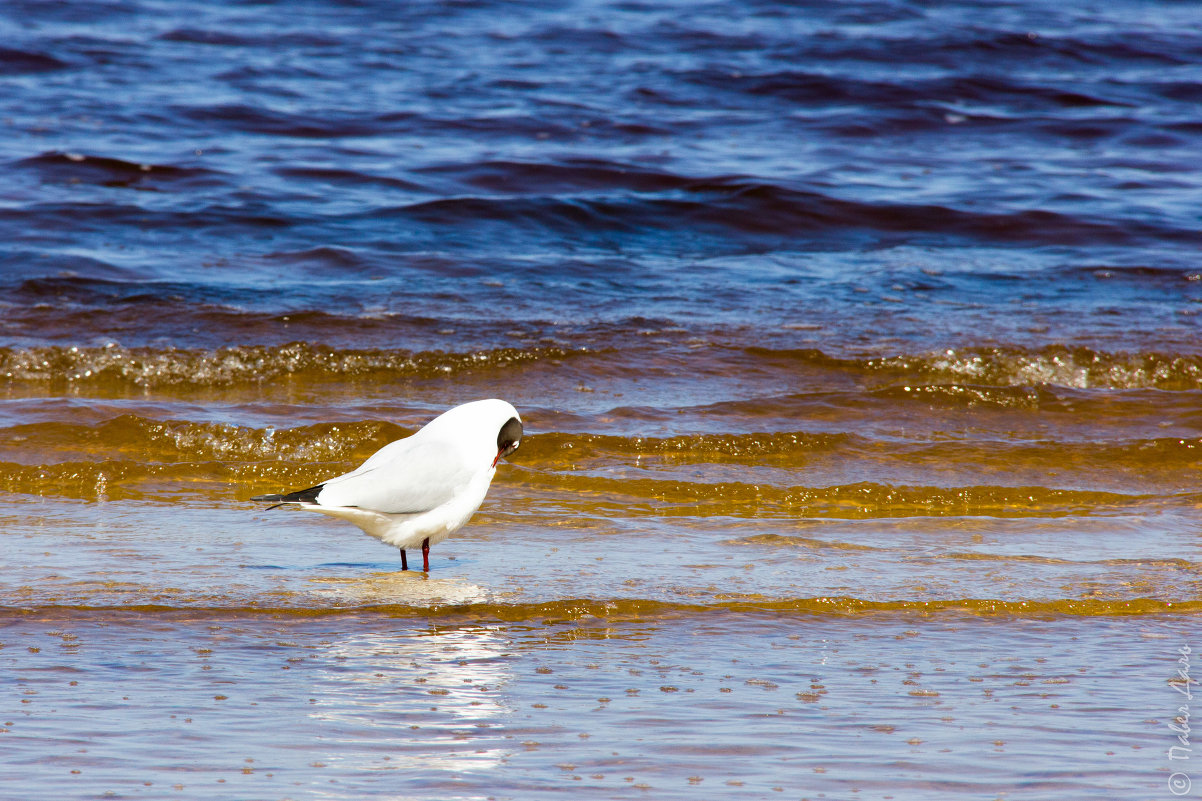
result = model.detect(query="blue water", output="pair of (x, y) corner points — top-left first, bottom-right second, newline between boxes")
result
(1, 0), (1199, 353)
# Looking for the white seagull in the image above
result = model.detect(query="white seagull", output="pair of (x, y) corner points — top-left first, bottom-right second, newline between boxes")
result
(252, 399), (522, 572)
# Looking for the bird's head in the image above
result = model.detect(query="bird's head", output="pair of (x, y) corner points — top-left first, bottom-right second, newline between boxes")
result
(424, 398), (523, 470)
(494, 414), (522, 467)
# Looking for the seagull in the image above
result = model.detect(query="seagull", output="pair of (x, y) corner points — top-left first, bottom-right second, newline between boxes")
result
(252, 399), (522, 572)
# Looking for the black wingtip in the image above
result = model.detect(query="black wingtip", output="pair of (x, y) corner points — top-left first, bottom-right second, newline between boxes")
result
(252, 484), (323, 508)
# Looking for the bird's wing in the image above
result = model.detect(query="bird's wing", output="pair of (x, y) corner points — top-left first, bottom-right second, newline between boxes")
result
(315, 436), (477, 514)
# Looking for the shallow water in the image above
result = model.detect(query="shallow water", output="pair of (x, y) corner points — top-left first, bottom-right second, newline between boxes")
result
(2, 0), (1201, 798)
(4, 611), (1195, 800)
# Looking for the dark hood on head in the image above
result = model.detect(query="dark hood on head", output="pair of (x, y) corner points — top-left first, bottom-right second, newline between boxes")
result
(497, 417), (523, 453)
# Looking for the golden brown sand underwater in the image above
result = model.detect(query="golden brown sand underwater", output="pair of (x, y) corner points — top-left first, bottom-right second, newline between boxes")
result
(2, 341), (1200, 799)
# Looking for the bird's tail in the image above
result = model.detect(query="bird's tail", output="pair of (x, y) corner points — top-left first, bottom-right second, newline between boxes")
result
(252, 483), (324, 510)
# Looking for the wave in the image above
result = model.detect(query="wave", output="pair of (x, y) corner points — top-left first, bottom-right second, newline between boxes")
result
(730, 534), (1202, 572)
(3, 595), (1198, 621)
(415, 157), (696, 195)
(642, 22), (1197, 75)
(5, 420), (852, 465)
(377, 178), (1200, 247)
(271, 167), (426, 193)
(0, 272), (569, 350)
(5, 409), (1199, 475)
(177, 102), (419, 138)
(0, 342), (585, 387)
(686, 69), (1128, 111)
(523, 431), (856, 461)
(746, 345), (1202, 390)
(13, 152), (221, 188)
(0, 417), (404, 465)
(5, 337), (1197, 394)
(873, 347), (1202, 391)
(158, 27), (340, 48)
(526, 474), (1165, 519)
(525, 432), (1202, 480)
(0, 46), (69, 74)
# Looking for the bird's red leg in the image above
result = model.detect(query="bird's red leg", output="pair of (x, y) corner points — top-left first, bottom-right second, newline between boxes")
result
(421, 537), (430, 572)
(400, 549), (408, 571)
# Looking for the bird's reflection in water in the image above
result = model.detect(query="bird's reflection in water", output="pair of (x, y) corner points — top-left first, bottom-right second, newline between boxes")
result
(300, 570), (516, 774)
(308, 570), (494, 606)
(303, 620), (516, 778)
